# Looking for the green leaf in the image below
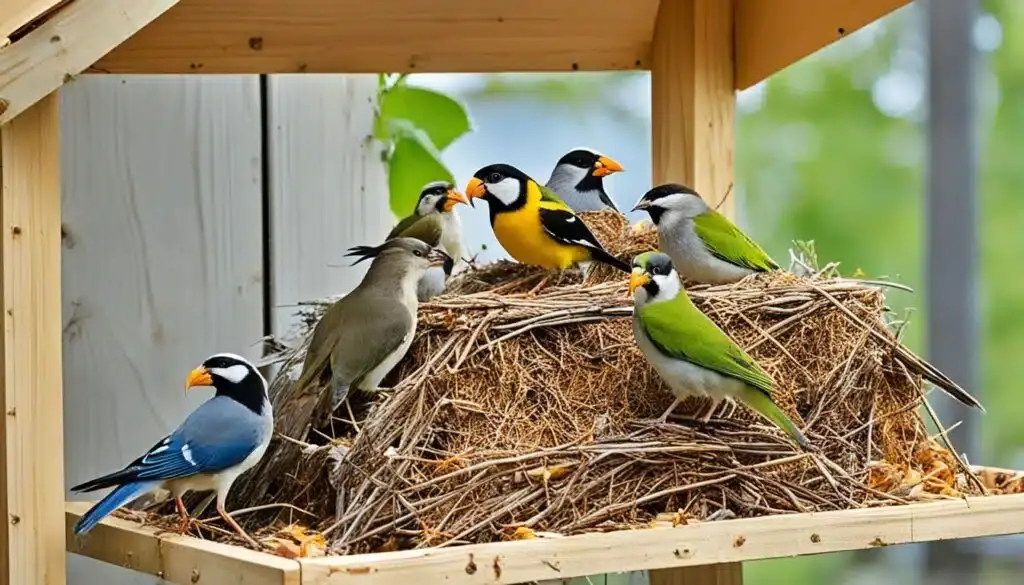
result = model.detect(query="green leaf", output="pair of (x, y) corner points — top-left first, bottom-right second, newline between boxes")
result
(379, 85), (472, 150)
(386, 126), (454, 217)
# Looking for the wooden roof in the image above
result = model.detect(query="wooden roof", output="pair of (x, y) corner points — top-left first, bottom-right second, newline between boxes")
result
(2, 0), (911, 125)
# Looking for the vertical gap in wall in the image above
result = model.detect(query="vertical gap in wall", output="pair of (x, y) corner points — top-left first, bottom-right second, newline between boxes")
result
(258, 74), (274, 356)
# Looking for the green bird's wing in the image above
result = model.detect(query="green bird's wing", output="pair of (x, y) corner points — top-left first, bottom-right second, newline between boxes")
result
(386, 212), (423, 240)
(638, 294), (774, 398)
(692, 210), (779, 272)
(392, 213), (443, 247)
(537, 182), (571, 208)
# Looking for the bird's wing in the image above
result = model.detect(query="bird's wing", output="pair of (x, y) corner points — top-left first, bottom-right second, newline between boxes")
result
(597, 191), (620, 212)
(692, 210), (779, 271)
(331, 296), (415, 385)
(386, 212), (420, 240)
(638, 295), (775, 398)
(537, 182), (571, 208)
(394, 213), (443, 247)
(73, 397), (262, 490)
(537, 205), (609, 253)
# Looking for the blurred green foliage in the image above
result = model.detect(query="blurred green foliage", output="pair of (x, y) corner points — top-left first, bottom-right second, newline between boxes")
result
(374, 74), (472, 216)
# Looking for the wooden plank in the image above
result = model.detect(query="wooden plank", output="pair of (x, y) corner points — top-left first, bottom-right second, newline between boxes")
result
(0, 0), (67, 40)
(0, 92), (65, 585)
(91, 0), (660, 74)
(65, 502), (300, 585)
(650, 564), (742, 585)
(735, 0), (912, 90)
(0, 0), (180, 125)
(267, 74), (392, 337)
(298, 495), (1024, 584)
(650, 0), (735, 217)
(59, 74), (264, 528)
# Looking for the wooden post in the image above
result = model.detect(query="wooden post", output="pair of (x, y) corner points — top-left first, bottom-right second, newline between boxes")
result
(0, 93), (66, 585)
(651, 0), (736, 217)
(650, 0), (739, 582)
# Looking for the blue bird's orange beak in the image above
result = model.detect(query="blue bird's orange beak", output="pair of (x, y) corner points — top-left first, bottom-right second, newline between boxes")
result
(185, 366), (213, 391)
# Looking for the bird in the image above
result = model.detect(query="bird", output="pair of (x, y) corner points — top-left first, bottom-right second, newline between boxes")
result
(544, 148), (624, 212)
(627, 251), (810, 450)
(295, 237), (450, 417)
(70, 353), (273, 547)
(464, 163), (631, 284)
(631, 183), (780, 285)
(345, 180), (467, 301)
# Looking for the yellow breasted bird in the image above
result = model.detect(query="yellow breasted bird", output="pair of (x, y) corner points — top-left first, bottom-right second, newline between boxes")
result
(464, 163), (630, 276)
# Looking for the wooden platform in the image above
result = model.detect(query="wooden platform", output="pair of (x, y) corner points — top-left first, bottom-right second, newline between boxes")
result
(67, 493), (1024, 585)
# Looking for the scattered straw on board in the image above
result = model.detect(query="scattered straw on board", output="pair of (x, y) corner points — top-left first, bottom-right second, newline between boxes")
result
(133, 211), (996, 555)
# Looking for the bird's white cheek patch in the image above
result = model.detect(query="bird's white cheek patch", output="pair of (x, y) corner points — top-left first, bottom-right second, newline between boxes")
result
(181, 444), (196, 466)
(488, 178), (520, 206)
(210, 364), (249, 384)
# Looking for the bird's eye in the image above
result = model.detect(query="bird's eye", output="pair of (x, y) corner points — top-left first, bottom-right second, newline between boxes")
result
(413, 250), (424, 257)
(488, 172), (502, 183)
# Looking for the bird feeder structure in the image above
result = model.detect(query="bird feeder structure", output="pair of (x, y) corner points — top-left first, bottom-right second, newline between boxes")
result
(2, 1), (1023, 584)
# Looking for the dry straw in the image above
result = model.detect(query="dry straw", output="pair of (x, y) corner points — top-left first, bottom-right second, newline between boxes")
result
(195, 211), (983, 552)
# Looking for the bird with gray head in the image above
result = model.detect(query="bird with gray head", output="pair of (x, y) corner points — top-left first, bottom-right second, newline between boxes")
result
(632, 183), (780, 285)
(345, 180), (467, 301)
(71, 353), (273, 548)
(296, 237), (450, 422)
(544, 148), (625, 213)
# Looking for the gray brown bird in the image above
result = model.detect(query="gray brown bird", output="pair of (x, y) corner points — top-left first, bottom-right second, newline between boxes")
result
(296, 238), (450, 420)
(544, 148), (624, 213)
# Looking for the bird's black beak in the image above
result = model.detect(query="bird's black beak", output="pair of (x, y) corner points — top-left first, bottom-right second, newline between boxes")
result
(631, 198), (651, 212)
(428, 247), (452, 269)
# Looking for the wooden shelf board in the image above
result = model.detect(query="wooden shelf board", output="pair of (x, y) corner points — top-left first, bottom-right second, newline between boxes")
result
(69, 494), (1024, 585)
(90, 0), (662, 74)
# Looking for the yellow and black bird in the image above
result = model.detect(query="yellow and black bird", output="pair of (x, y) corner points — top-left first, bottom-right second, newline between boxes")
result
(464, 163), (630, 275)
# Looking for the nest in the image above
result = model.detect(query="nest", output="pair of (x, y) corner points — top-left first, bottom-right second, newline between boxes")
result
(182, 211), (987, 553)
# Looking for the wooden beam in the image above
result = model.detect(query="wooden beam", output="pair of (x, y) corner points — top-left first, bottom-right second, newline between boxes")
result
(0, 1), (68, 41)
(0, 92), (64, 585)
(298, 495), (1024, 584)
(90, 0), (660, 74)
(66, 495), (1024, 585)
(651, 563), (743, 585)
(735, 0), (912, 90)
(0, 0), (181, 125)
(650, 0), (735, 218)
(65, 503), (300, 584)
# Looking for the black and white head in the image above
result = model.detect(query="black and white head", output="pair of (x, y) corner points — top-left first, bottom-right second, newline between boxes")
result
(550, 147), (624, 192)
(186, 353), (269, 415)
(631, 183), (709, 224)
(464, 163), (533, 211)
(415, 180), (468, 216)
(628, 252), (681, 307)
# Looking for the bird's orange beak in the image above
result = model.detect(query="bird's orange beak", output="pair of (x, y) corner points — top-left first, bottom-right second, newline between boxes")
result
(464, 177), (486, 208)
(593, 156), (624, 177)
(185, 366), (213, 391)
(443, 188), (468, 212)
(628, 270), (650, 298)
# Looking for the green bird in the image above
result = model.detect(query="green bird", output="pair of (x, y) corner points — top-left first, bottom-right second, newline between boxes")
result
(346, 181), (467, 301)
(628, 251), (809, 450)
(631, 184), (779, 285)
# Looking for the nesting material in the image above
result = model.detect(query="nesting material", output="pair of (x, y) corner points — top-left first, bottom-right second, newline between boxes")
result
(206, 211), (985, 553)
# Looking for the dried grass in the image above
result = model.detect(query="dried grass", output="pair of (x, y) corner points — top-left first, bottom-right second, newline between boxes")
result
(160, 211), (987, 554)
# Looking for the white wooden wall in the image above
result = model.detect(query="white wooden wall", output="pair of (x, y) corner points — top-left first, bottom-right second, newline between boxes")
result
(60, 74), (388, 585)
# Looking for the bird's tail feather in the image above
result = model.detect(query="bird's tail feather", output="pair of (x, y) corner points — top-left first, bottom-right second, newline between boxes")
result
(588, 248), (631, 274)
(741, 388), (810, 450)
(71, 467), (139, 493)
(73, 480), (160, 536)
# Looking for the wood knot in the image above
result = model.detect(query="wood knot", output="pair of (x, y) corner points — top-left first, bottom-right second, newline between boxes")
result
(248, 37), (263, 50)
(0, 99), (8, 115)
(734, 535), (746, 547)
(492, 556), (503, 579)
(465, 554), (477, 575)
(9, 514), (20, 525)
(810, 533), (821, 543)
(190, 568), (201, 583)
(11, 225), (20, 236)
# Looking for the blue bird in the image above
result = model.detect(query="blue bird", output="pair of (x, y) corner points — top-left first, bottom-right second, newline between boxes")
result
(70, 353), (273, 548)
